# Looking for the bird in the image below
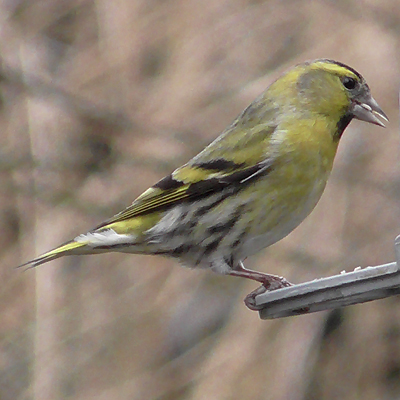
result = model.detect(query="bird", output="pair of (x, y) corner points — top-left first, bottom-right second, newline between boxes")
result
(19, 59), (388, 310)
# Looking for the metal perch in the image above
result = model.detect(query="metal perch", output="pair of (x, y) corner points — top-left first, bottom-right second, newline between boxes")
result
(256, 235), (400, 319)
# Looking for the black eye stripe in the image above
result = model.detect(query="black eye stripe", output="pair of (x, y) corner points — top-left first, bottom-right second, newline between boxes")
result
(342, 76), (357, 90)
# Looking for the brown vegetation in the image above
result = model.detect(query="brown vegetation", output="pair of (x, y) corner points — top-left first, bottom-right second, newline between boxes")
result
(1, 1), (400, 399)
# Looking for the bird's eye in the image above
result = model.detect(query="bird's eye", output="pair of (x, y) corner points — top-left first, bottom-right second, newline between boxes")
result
(342, 77), (357, 90)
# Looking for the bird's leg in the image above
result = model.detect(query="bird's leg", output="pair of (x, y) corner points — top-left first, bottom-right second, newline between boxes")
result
(229, 261), (291, 289)
(229, 261), (292, 310)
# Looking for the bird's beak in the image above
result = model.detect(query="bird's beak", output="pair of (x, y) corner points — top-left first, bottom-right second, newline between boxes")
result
(352, 94), (389, 128)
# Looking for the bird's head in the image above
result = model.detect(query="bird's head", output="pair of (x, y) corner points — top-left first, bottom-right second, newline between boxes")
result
(298, 59), (387, 128)
(264, 59), (388, 138)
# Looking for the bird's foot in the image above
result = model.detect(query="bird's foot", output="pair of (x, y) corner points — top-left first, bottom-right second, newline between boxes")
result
(244, 276), (292, 311)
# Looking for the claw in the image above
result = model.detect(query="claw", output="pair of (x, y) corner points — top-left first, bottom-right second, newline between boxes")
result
(244, 277), (293, 311)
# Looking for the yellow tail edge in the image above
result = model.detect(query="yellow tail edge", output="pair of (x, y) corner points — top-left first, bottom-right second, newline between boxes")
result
(17, 240), (88, 269)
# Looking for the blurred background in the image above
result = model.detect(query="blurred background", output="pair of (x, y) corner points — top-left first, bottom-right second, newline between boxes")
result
(2, 0), (400, 399)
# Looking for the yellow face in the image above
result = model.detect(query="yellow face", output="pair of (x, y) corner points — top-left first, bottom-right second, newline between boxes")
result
(267, 59), (387, 136)
(300, 62), (358, 110)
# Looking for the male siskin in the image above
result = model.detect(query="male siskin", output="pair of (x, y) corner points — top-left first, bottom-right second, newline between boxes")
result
(20, 59), (388, 310)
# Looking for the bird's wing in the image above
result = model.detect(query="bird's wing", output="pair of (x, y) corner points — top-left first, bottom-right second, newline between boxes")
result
(95, 159), (273, 229)
(97, 116), (278, 230)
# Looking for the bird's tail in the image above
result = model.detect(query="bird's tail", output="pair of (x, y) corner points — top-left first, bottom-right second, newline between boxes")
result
(18, 240), (89, 269)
